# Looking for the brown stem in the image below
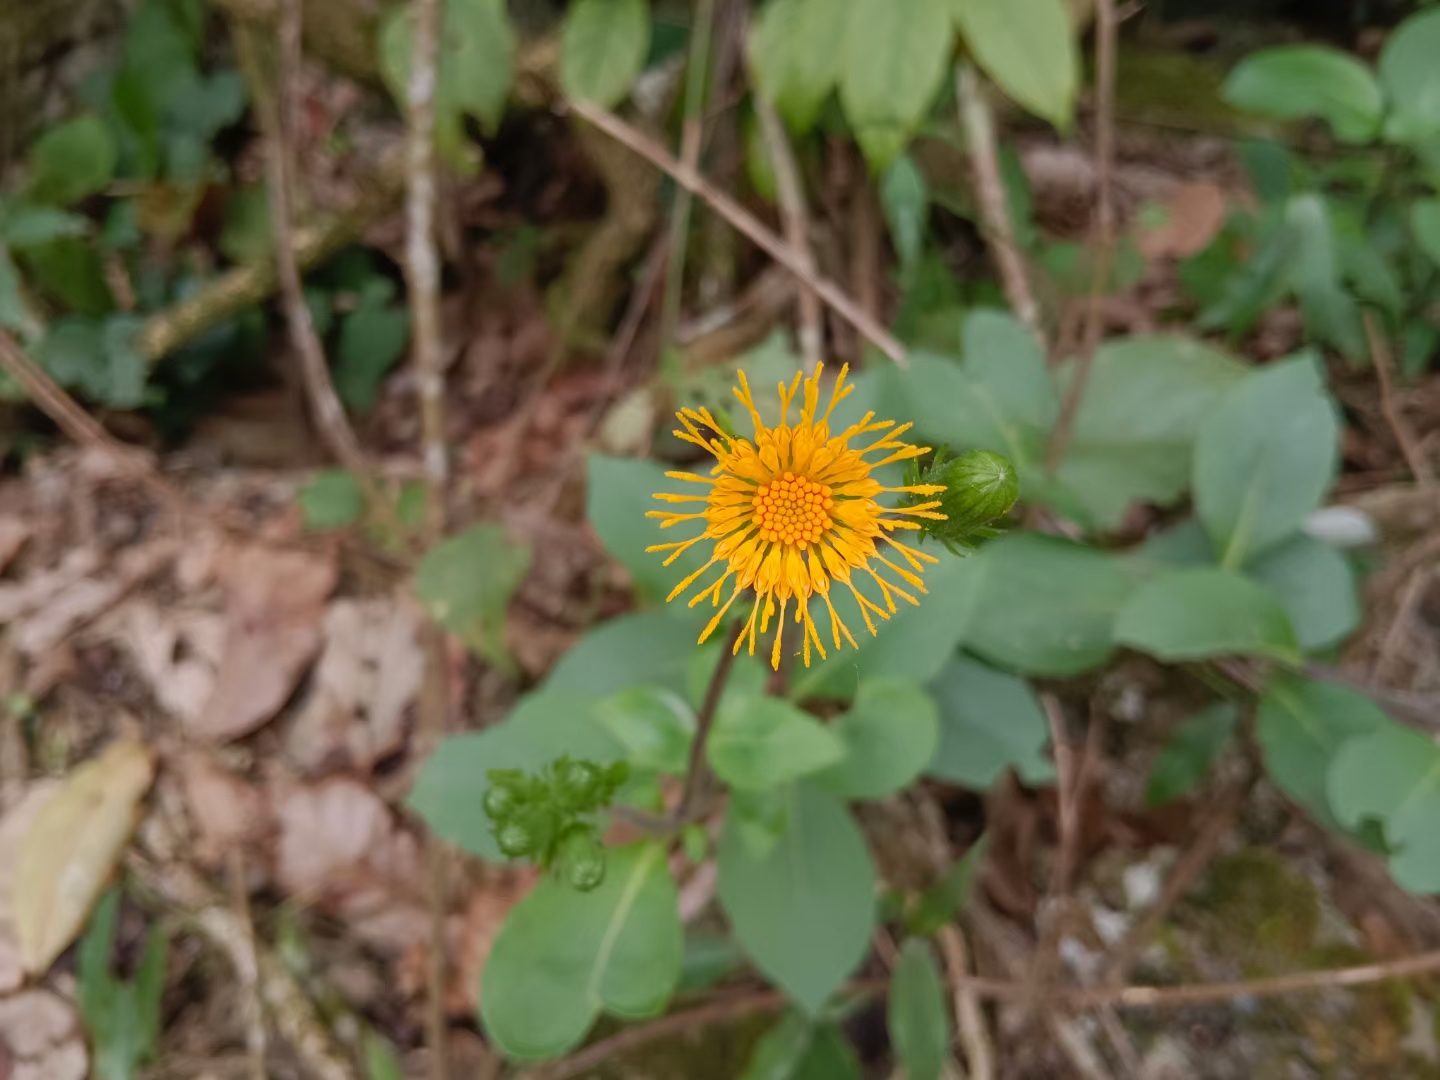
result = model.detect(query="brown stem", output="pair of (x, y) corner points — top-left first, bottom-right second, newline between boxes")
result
(956, 64), (1044, 346)
(675, 620), (745, 824)
(1363, 309), (1434, 488)
(567, 99), (908, 367)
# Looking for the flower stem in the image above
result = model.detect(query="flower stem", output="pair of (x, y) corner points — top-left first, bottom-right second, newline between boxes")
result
(674, 619), (745, 824)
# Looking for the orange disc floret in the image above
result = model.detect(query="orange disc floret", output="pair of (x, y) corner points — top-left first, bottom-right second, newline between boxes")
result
(645, 364), (948, 670)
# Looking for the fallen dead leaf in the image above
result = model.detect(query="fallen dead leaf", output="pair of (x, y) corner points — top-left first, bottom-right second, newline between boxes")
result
(0, 783), (60, 994)
(200, 545), (337, 741)
(1136, 181), (1229, 260)
(15, 740), (155, 974)
(122, 601), (225, 724)
(285, 598), (424, 774)
(0, 516), (30, 575)
(178, 751), (273, 864)
(0, 989), (87, 1080)
(0, 542), (176, 657)
(274, 778), (428, 954)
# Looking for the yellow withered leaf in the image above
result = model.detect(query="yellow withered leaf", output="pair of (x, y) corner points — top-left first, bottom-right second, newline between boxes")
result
(15, 740), (156, 974)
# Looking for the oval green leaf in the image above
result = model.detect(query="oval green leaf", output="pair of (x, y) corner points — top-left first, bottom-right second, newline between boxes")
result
(953, 0), (1078, 128)
(480, 842), (682, 1059)
(888, 940), (950, 1080)
(927, 655), (1053, 789)
(749, 0), (851, 133)
(1222, 46), (1382, 143)
(1116, 566), (1299, 663)
(815, 678), (939, 800)
(596, 686), (696, 776)
(1329, 722), (1440, 894)
(709, 697), (845, 792)
(1380, 9), (1440, 146)
(718, 784), (875, 1013)
(560, 0), (651, 108)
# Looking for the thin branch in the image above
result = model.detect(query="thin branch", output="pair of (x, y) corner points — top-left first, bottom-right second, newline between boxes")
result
(567, 99), (908, 367)
(956, 63), (1043, 346)
(938, 925), (995, 1080)
(400, 0), (451, 1077)
(754, 94), (822, 374)
(675, 620), (745, 824)
(227, 851), (269, 1080)
(233, 8), (371, 479)
(1045, 0), (1118, 472)
(1364, 309), (1434, 489)
(657, 0), (716, 356)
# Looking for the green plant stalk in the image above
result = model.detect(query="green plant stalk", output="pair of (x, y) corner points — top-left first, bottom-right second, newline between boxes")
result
(657, 0), (717, 373)
(674, 617), (743, 825)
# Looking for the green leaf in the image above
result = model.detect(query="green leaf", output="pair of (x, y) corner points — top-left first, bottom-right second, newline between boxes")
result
(1, 204), (89, 248)
(686, 639), (768, 714)
(881, 155), (929, 280)
(1284, 194), (1362, 359)
(1257, 675), (1387, 829)
(953, 0), (1078, 128)
(1329, 722), (1440, 893)
(546, 611), (704, 699)
(414, 523), (531, 666)
(363, 1031), (406, 1080)
(596, 686), (696, 776)
(794, 1025), (863, 1080)
(910, 837), (987, 935)
(379, 0), (515, 169)
(718, 784), (875, 1013)
(79, 889), (166, 1080)
(741, 1012), (815, 1080)
(927, 655), (1053, 789)
(839, 0), (954, 171)
(560, 0), (651, 108)
(0, 247), (39, 340)
(21, 237), (113, 315)
(889, 940), (950, 1080)
(335, 302), (410, 411)
(1245, 534), (1358, 653)
(481, 842), (682, 1059)
(900, 311), (1056, 470)
(709, 697), (845, 792)
(1146, 703), (1238, 806)
(814, 678), (938, 800)
(965, 533), (1135, 677)
(1052, 336), (1247, 529)
(590, 454), (716, 605)
(748, 0), (851, 133)
(1222, 46), (1382, 143)
(27, 115), (118, 206)
(794, 550), (985, 700)
(1411, 199), (1440, 269)
(409, 690), (623, 861)
(1379, 8), (1440, 147)
(298, 470), (366, 531)
(1193, 353), (1340, 568)
(1115, 567), (1300, 664)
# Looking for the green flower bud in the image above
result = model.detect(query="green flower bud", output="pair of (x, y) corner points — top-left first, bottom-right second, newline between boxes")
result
(560, 829), (606, 892)
(483, 783), (518, 821)
(906, 448), (1018, 555)
(554, 758), (603, 806)
(938, 450), (1018, 531)
(496, 821), (535, 858)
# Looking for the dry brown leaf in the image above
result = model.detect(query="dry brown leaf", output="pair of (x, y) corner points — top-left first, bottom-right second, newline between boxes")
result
(121, 601), (225, 724)
(0, 515), (31, 575)
(0, 783), (60, 994)
(285, 599), (424, 774)
(0, 989), (88, 1080)
(15, 740), (155, 974)
(1136, 182), (1229, 260)
(274, 778), (427, 954)
(200, 545), (337, 741)
(178, 751), (273, 864)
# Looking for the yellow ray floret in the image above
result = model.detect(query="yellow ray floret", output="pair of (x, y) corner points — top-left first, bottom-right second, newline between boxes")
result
(646, 363), (948, 669)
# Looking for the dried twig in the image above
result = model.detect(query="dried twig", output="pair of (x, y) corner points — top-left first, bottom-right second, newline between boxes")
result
(1046, 0), (1118, 471)
(227, 851), (269, 1080)
(938, 924), (995, 1080)
(1364, 310), (1434, 489)
(567, 99), (908, 367)
(754, 94), (822, 373)
(956, 64), (1043, 345)
(233, 8), (371, 478)
(399, 1), (453, 1077)
(1372, 566), (1429, 686)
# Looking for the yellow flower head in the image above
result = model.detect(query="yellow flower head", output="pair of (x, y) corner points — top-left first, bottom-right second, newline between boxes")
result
(647, 364), (947, 670)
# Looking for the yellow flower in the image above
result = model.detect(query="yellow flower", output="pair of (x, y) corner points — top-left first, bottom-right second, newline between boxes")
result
(647, 364), (947, 669)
